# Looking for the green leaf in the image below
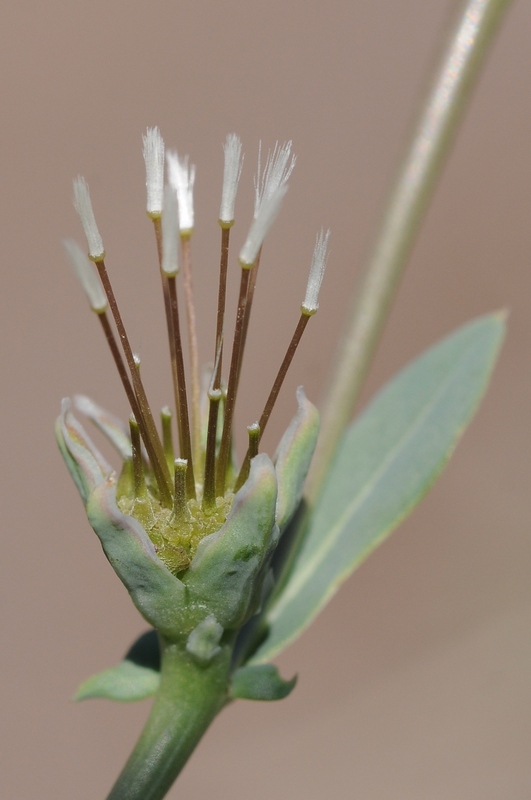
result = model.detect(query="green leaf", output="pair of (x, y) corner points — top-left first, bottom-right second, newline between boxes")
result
(75, 630), (161, 702)
(251, 313), (505, 663)
(231, 664), (297, 701)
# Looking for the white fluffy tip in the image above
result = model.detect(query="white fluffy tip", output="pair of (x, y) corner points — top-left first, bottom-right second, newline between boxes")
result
(301, 229), (330, 315)
(72, 176), (105, 260)
(63, 239), (107, 313)
(239, 183), (288, 268)
(167, 151), (195, 233)
(219, 133), (243, 225)
(143, 127), (165, 217)
(161, 184), (179, 276)
(254, 140), (296, 218)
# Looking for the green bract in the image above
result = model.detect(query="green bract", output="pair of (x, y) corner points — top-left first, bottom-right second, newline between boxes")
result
(57, 388), (319, 648)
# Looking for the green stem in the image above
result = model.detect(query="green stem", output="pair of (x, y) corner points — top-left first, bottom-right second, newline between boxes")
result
(106, 639), (232, 800)
(306, 0), (513, 503)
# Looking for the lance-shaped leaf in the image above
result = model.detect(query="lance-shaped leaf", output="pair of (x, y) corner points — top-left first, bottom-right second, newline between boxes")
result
(183, 454), (278, 630)
(251, 312), (505, 663)
(75, 630), (161, 702)
(274, 387), (319, 531)
(231, 664), (297, 701)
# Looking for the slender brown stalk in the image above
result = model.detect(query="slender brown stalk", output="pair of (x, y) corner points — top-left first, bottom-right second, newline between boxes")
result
(234, 423), (260, 491)
(202, 389), (222, 511)
(152, 218), (185, 462)
(96, 259), (173, 506)
(235, 313), (309, 490)
(212, 225), (231, 389)
(258, 314), (309, 438)
(98, 312), (141, 422)
(129, 417), (147, 498)
(203, 343), (223, 511)
(171, 459), (189, 523)
(234, 247), (262, 394)
(167, 276), (196, 498)
(161, 407), (174, 476)
(216, 267), (252, 496)
(97, 309), (171, 505)
(180, 236), (202, 472)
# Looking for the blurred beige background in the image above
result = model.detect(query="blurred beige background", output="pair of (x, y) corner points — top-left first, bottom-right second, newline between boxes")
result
(2, 0), (531, 797)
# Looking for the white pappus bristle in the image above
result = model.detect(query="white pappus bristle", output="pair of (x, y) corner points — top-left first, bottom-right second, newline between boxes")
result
(142, 127), (165, 217)
(239, 183), (288, 268)
(254, 141), (296, 218)
(161, 184), (179, 276)
(219, 133), (243, 225)
(301, 229), (330, 315)
(167, 151), (195, 233)
(63, 238), (107, 313)
(72, 176), (105, 261)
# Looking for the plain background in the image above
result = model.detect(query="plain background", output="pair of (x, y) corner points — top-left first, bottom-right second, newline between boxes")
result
(2, 1), (531, 797)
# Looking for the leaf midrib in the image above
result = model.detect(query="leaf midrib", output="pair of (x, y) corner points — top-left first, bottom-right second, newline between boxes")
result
(267, 341), (473, 623)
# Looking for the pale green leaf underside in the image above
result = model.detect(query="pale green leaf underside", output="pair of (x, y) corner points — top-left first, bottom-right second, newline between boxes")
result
(75, 630), (161, 702)
(75, 660), (160, 702)
(251, 313), (505, 664)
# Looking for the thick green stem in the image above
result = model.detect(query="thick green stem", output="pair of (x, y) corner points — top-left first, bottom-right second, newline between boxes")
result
(106, 639), (232, 800)
(306, 0), (513, 502)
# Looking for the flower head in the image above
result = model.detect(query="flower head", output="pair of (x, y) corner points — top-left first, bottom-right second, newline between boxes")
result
(59, 130), (328, 642)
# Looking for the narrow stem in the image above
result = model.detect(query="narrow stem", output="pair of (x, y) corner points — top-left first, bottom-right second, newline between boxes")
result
(180, 236), (202, 474)
(96, 260), (173, 506)
(235, 313), (309, 491)
(203, 389), (222, 511)
(171, 459), (189, 523)
(106, 639), (232, 800)
(234, 422), (260, 491)
(306, 0), (513, 503)
(152, 219), (185, 464)
(216, 267), (252, 496)
(235, 247), (262, 395)
(161, 407), (174, 476)
(98, 312), (141, 423)
(98, 309), (171, 506)
(129, 417), (146, 497)
(257, 314), (309, 438)
(213, 225), (231, 389)
(167, 275), (196, 499)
